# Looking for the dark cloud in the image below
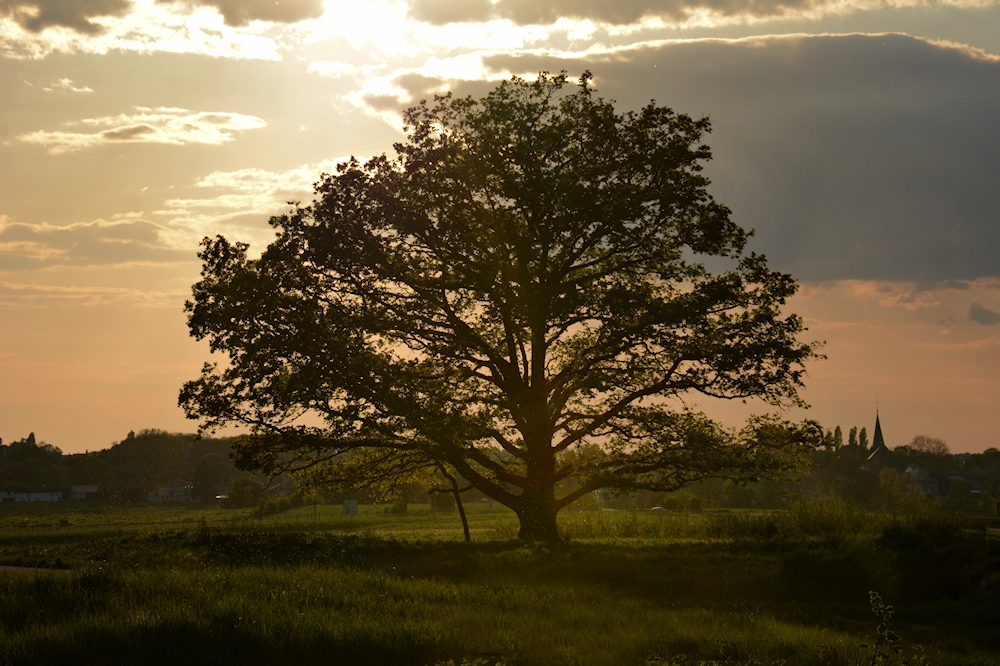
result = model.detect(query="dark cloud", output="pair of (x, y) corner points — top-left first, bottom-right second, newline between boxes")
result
(366, 34), (1000, 282)
(158, 0), (324, 26)
(970, 302), (1000, 325)
(0, 0), (131, 34)
(408, 0), (825, 25)
(0, 218), (191, 270)
(101, 124), (156, 140)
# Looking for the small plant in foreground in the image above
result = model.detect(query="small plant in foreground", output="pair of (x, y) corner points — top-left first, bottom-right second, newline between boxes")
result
(858, 591), (928, 666)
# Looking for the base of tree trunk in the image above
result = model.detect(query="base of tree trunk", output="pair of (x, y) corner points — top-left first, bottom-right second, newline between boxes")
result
(516, 509), (559, 541)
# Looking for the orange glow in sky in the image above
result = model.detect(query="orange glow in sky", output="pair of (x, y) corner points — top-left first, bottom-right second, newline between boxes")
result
(2, 0), (999, 453)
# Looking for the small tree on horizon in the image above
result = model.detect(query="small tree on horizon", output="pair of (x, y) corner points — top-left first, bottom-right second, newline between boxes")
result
(180, 72), (821, 541)
(908, 435), (950, 457)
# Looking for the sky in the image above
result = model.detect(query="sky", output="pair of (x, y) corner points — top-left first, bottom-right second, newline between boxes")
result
(1, 0), (999, 454)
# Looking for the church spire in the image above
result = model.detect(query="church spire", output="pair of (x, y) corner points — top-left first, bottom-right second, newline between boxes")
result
(870, 412), (886, 453)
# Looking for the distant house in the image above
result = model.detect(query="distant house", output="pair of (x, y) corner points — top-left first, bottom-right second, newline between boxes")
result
(147, 479), (193, 503)
(70, 485), (99, 500)
(27, 492), (63, 502)
(0, 490), (62, 502)
(0, 491), (63, 502)
(906, 467), (939, 495)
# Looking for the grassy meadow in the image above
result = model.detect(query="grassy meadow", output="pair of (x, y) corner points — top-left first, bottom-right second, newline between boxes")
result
(0, 501), (997, 665)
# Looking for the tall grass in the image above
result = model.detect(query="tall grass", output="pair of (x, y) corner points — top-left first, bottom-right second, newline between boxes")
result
(557, 500), (986, 548)
(0, 564), (899, 666)
(0, 502), (996, 665)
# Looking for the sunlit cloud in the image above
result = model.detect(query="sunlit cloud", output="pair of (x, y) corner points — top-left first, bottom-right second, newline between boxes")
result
(147, 158), (351, 249)
(4, 0), (1000, 63)
(157, 0), (325, 27)
(41, 77), (94, 92)
(1, 0), (556, 61)
(346, 32), (997, 124)
(307, 60), (385, 79)
(804, 279), (994, 310)
(18, 107), (266, 154)
(405, 0), (1000, 28)
(165, 158), (348, 212)
(0, 0), (287, 59)
(0, 0), (131, 34)
(299, 1), (551, 58)
(845, 281), (943, 311)
(0, 216), (191, 270)
(791, 280), (1000, 334)
(336, 51), (532, 127)
(333, 33), (1000, 284)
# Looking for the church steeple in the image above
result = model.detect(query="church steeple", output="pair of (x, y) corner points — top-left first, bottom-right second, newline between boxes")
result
(870, 412), (886, 453)
(864, 409), (890, 467)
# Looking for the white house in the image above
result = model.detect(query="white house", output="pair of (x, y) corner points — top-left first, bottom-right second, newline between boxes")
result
(70, 485), (99, 500)
(0, 491), (63, 502)
(147, 479), (193, 503)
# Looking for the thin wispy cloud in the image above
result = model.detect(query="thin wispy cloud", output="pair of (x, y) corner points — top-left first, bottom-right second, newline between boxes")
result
(148, 159), (352, 249)
(307, 61), (385, 80)
(18, 107), (266, 154)
(0, 281), (187, 307)
(0, 216), (191, 270)
(41, 77), (94, 93)
(172, 160), (348, 207)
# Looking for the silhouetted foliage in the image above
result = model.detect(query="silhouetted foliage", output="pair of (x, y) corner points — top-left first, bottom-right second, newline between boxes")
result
(0, 429), (238, 500)
(0, 433), (65, 492)
(963, 448), (1000, 495)
(180, 72), (826, 540)
(222, 476), (265, 509)
(908, 434), (950, 457)
(192, 453), (230, 502)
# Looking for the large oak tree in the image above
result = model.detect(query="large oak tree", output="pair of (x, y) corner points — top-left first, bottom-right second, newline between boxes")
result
(180, 73), (820, 540)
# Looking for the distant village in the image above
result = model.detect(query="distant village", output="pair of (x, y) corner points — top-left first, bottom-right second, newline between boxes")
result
(0, 418), (997, 517)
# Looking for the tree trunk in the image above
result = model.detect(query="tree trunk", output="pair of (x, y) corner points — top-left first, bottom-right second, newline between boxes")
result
(519, 384), (559, 540)
(515, 497), (560, 541)
(448, 476), (471, 543)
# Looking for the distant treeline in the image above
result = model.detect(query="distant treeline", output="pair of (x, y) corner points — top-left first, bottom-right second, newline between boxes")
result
(629, 429), (1000, 517)
(2, 427), (998, 517)
(0, 430), (238, 501)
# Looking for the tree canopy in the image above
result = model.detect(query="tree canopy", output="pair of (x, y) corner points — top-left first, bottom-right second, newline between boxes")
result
(180, 72), (821, 540)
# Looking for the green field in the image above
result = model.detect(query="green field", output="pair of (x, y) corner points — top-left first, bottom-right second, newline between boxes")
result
(0, 501), (997, 665)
